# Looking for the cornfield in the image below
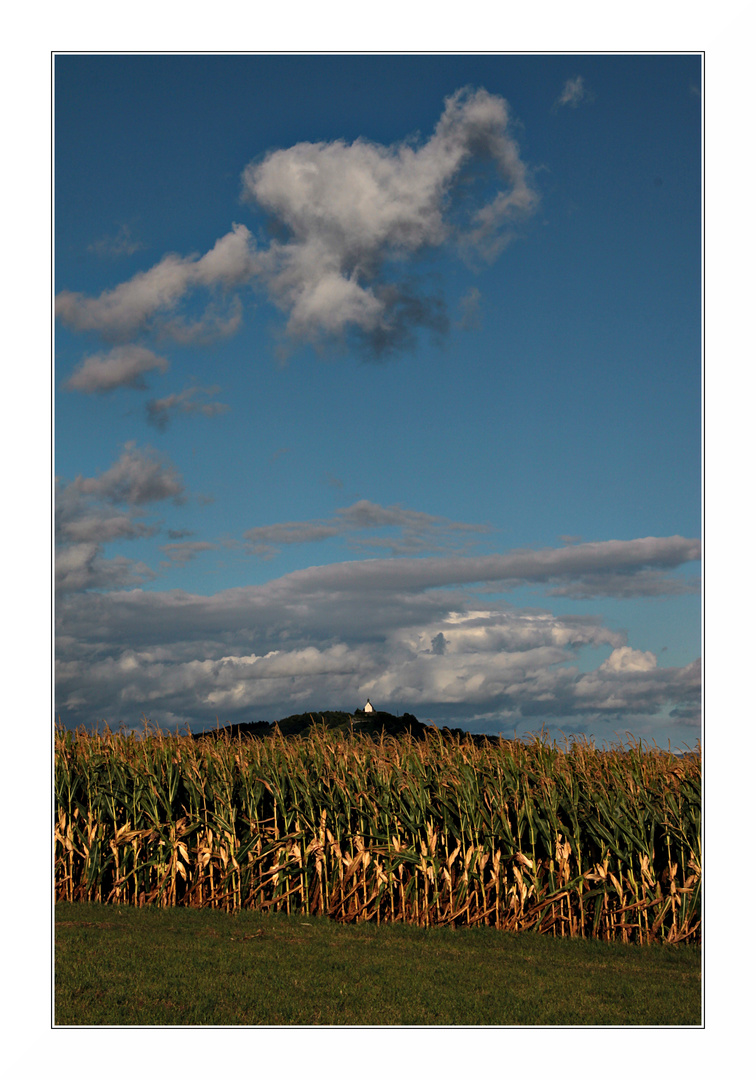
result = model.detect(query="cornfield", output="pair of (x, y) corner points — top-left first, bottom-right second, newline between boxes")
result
(54, 724), (701, 944)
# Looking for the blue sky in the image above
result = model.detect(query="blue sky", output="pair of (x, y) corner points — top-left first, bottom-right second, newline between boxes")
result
(54, 54), (701, 745)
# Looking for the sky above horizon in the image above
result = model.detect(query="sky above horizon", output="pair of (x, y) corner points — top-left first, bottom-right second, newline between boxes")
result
(54, 53), (701, 746)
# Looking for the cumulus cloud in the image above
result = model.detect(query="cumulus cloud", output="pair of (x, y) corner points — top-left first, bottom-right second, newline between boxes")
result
(569, 657), (700, 723)
(55, 582), (699, 733)
(55, 535), (701, 733)
(598, 646), (657, 673)
(244, 499), (488, 558)
(64, 345), (169, 394)
(242, 87), (537, 353)
(56, 224), (255, 342)
(56, 90), (537, 361)
(146, 386), (230, 431)
(555, 76), (591, 109)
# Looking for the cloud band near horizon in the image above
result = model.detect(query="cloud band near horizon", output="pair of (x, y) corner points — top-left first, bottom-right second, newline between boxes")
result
(55, 533), (701, 737)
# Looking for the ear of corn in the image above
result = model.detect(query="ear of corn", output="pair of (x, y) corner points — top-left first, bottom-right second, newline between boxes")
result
(54, 724), (701, 943)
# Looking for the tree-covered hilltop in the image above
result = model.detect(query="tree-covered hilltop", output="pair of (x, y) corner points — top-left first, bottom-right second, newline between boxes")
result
(191, 710), (500, 745)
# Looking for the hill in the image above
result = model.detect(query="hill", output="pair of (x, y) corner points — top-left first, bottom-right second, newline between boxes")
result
(191, 710), (500, 746)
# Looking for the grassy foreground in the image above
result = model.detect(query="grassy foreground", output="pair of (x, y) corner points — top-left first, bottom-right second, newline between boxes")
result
(55, 902), (701, 1026)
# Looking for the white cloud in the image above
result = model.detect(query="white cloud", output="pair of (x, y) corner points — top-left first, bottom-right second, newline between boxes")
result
(570, 657), (700, 721)
(599, 646), (657, 673)
(64, 345), (169, 393)
(56, 223), (254, 341)
(242, 87), (537, 351)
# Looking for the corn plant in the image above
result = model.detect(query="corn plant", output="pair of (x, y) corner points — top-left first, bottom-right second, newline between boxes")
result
(54, 723), (701, 943)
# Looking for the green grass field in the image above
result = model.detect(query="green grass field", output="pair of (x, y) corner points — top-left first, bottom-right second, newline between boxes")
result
(55, 902), (701, 1026)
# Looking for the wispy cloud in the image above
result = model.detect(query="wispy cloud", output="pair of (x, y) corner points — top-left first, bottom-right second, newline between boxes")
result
(64, 345), (169, 394)
(146, 386), (230, 431)
(244, 500), (489, 558)
(159, 541), (218, 566)
(555, 76), (591, 110)
(87, 224), (145, 258)
(158, 296), (243, 346)
(456, 286), (481, 331)
(545, 568), (699, 599)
